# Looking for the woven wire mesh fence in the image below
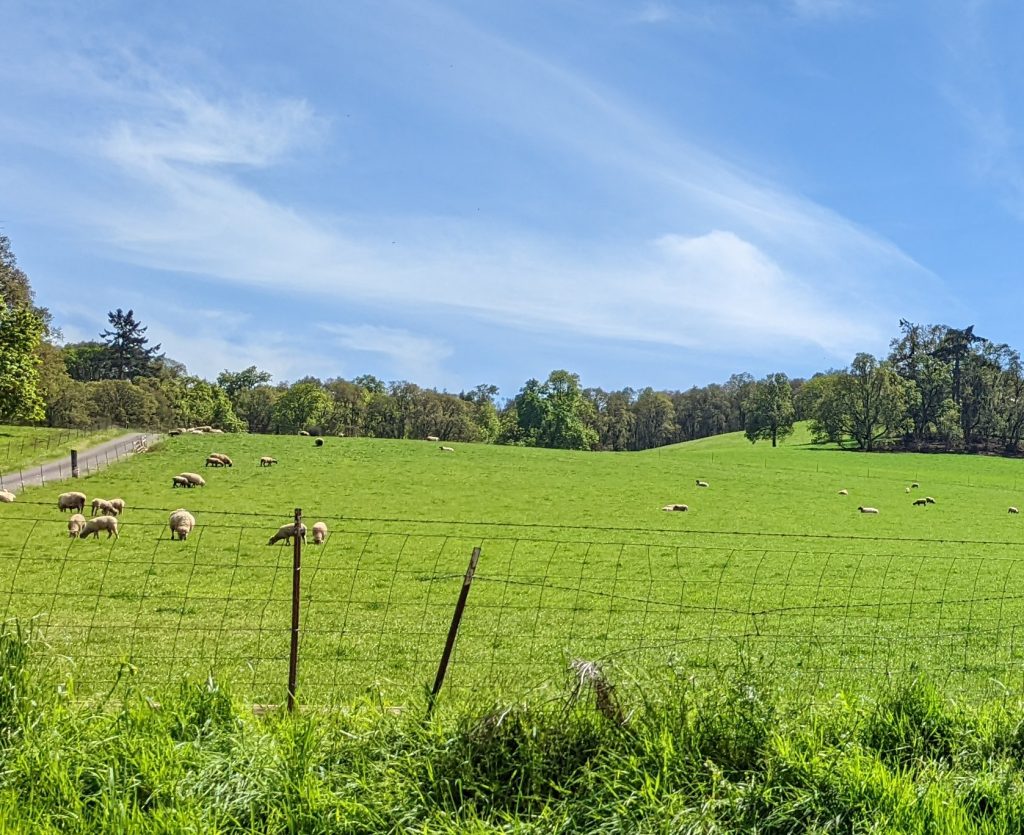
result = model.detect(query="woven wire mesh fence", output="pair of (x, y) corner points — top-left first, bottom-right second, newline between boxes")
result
(3, 510), (1024, 706)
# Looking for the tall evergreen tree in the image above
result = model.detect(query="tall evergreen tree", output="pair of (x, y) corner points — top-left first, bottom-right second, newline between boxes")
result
(100, 309), (162, 380)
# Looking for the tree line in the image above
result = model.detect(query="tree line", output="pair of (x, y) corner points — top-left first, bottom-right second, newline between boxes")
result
(3, 236), (1024, 454)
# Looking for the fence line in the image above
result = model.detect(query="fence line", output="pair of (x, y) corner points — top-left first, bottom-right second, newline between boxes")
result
(2, 513), (1024, 708)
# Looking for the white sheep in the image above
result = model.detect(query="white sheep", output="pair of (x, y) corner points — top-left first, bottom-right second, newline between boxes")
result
(440, 446), (455, 452)
(913, 498), (928, 507)
(911, 482), (920, 488)
(0, 490), (14, 503)
(925, 497), (936, 505)
(695, 480), (709, 488)
(204, 456), (225, 468)
(57, 491), (86, 513)
(259, 456), (277, 467)
(1010, 507), (1020, 514)
(837, 489), (849, 496)
(91, 498), (115, 516)
(67, 513), (86, 538)
(211, 453), (233, 467)
(108, 498), (125, 515)
(267, 522), (307, 545)
(172, 475), (190, 488)
(169, 509), (196, 540)
(298, 430), (310, 436)
(426, 435), (440, 442)
(80, 515), (119, 539)
(858, 506), (879, 514)
(311, 521), (328, 544)
(661, 504), (688, 512)
(905, 487), (911, 494)
(179, 473), (206, 487)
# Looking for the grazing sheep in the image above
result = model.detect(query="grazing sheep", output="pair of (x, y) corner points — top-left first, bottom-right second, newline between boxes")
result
(168, 509), (196, 540)
(172, 475), (190, 489)
(168, 429), (182, 437)
(1011, 507), (1020, 514)
(311, 521), (328, 544)
(905, 487), (911, 494)
(204, 456), (225, 468)
(695, 480), (709, 488)
(79, 515), (119, 539)
(440, 446), (455, 452)
(267, 522), (307, 545)
(858, 506), (880, 514)
(210, 453), (233, 467)
(426, 435), (440, 442)
(108, 498), (125, 515)
(925, 497), (936, 505)
(67, 513), (86, 538)
(913, 498), (928, 507)
(0, 490), (14, 503)
(314, 438), (324, 447)
(298, 430), (310, 436)
(209, 428), (224, 434)
(259, 456), (277, 467)
(57, 491), (86, 513)
(91, 498), (115, 516)
(179, 473), (206, 487)
(661, 504), (689, 512)
(911, 482), (920, 488)
(837, 489), (849, 496)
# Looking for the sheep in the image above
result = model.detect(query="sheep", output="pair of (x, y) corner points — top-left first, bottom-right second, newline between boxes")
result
(858, 506), (880, 514)
(91, 498), (115, 516)
(314, 438), (324, 447)
(0, 490), (15, 503)
(67, 513), (86, 538)
(172, 475), (191, 488)
(168, 429), (182, 437)
(259, 456), (277, 467)
(267, 522), (307, 545)
(204, 456), (225, 468)
(168, 509), (196, 540)
(426, 435), (440, 442)
(440, 446), (455, 452)
(905, 487), (911, 494)
(108, 498), (125, 515)
(925, 497), (936, 505)
(298, 430), (310, 436)
(179, 473), (206, 487)
(911, 482), (920, 488)
(1011, 507), (1020, 514)
(695, 480), (709, 488)
(311, 521), (328, 544)
(210, 453), (233, 467)
(661, 504), (688, 512)
(57, 491), (86, 513)
(79, 515), (119, 539)
(913, 498), (928, 507)
(209, 428), (224, 434)
(837, 489), (849, 496)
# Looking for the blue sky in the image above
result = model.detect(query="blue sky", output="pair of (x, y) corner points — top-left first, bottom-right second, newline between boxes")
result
(1, 0), (1019, 396)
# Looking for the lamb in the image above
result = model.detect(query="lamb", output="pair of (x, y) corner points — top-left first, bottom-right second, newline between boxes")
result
(695, 480), (709, 488)
(57, 491), (86, 513)
(79, 515), (119, 539)
(314, 438), (324, 447)
(204, 456), (225, 468)
(913, 498), (928, 507)
(259, 456), (277, 467)
(67, 513), (86, 538)
(91, 498), (115, 516)
(837, 489), (849, 496)
(172, 475), (191, 488)
(108, 498), (125, 515)
(179, 473), (206, 487)
(858, 506), (880, 514)
(267, 522), (307, 545)
(426, 435), (440, 442)
(925, 497), (936, 505)
(661, 504), (688, 512)
(905, 487), (911, 494)
(168, 509), (196, 540)
(0, 490), (14, 503)
(311, 521), (328, 544)
(440, 446), (455, 452)
(210, 453), (233, 467)
(1011, 507), (1020, 514)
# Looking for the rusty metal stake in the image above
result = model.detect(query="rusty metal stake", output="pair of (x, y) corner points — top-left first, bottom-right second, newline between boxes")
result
(426, 547), (481, 719)
(287, 507), (303, 712)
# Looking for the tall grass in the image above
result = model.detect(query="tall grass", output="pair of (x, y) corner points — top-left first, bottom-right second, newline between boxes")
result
(5, 625), (1024, 832)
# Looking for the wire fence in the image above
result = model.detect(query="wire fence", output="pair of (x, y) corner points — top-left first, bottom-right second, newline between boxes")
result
(0, 435), (148, 493)
(2, 511), (1024, 708)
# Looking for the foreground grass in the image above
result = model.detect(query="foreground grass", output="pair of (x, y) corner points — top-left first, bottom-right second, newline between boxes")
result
(0, 425), (126, 477)
(4, 627), (1024, 834)
(4, 425), (1024, 703)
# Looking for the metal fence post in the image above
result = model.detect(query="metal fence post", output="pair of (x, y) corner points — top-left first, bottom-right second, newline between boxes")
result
(426, 547), (481, 718)
(287, 507), (303, 712)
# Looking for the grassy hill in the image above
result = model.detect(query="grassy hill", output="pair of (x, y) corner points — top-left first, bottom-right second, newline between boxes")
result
(2, 424), (1024, 706)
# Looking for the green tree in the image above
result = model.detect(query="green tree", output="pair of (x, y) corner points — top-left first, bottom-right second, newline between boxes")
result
(0, 235), (55, 338)
(743, 372), (796, 447)
(0, 298), (45, 422)
(87, 380), (159, 428)
(537, 370), (598, 450)
(272, 382), (333, 434)
(100, 309), (162, 379)
(217, 366), (273, 402)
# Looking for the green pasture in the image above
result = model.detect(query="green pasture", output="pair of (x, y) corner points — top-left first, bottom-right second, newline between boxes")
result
(3, 425), (1024, 706)
(0, 424), (124, 476)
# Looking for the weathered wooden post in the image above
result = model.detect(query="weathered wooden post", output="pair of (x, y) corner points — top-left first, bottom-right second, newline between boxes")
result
(71, 449), (79, 478)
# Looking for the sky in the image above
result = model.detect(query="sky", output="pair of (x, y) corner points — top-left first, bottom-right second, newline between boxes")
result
(0, 0), (1020, 397)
